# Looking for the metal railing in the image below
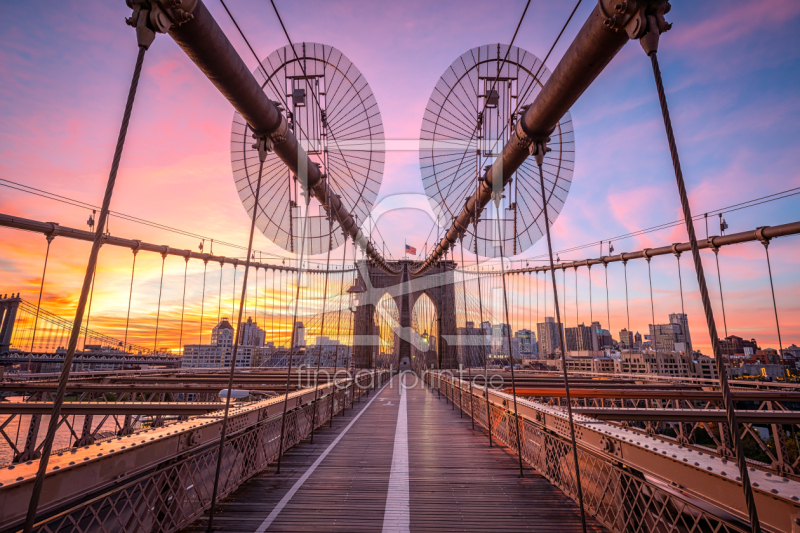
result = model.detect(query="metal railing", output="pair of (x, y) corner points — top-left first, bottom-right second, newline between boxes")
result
(425, 371), (753, 533)
(19, 371), (389, 533)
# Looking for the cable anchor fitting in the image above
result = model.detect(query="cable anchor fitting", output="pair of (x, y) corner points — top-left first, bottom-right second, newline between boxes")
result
(756, 226), (771, 249)
(126, 0), (198, 49)
(598, 0), (671, 42)
(529, 139), (551, 167)
(251, 133), (273, 162)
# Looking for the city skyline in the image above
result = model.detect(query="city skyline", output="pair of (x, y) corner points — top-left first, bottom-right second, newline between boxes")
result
(1, 0), (799, 356)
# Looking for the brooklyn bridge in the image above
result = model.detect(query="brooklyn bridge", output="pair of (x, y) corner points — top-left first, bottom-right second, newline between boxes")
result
(1, 1), (799, 532)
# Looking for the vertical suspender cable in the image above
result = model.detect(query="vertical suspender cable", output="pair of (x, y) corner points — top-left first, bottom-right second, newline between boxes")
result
(28, 235), (54, 365)
(199, 261), (207, 343)
(604, 262), (611, 335)
(207, 154), (266, 530)
(673, 247), (690, 353)
(474, 213), (492, 447)
(330, 235), (347, 426)
(310, 177), (334, 442)
(23, 41), (149, 533)
(123, 248), (139, 350)
(712, 244), (729, 339)
(231, 264), (237, 320)
(495, 217), (524, 477)
(644, 30), (760, 530)
(574, 267), (578, 327)
(533, 144), (587, 532)
(459, 238), (475, 429)
(271, 268), (275, 349)
(262, 264), (267, 332)
(178, 256), (189, 354)
(153, 252), (166, 352)
(758, 233), (784, 362)
(276, 195), (311, 474)
(588, 264), (593, 325)
(80, 263), (98, 371)
(623, 259), (630, 332)
(646, 253), (655, 340)
(213, 261), (222, 364)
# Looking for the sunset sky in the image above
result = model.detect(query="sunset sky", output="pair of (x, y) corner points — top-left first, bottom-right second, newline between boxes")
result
(1, 0), (799, 354)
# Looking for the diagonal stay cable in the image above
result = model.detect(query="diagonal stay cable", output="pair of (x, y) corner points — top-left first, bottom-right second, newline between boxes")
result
(206, 154), (267, 531)
(22, 39), (150, 533)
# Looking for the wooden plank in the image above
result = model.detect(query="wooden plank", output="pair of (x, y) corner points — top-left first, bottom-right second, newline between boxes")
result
(183, 375), (606, 532)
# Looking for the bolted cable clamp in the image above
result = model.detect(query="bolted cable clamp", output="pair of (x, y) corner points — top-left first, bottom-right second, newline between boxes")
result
(598, 0), (671, 42)
(529, 139), (551, 167)
(126, 0), (198, 48)
(251, 133), (273, 162)
(755, 226), (771, 248)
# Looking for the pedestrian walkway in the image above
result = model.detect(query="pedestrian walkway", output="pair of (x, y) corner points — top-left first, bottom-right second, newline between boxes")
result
(184, 373), (605, 532)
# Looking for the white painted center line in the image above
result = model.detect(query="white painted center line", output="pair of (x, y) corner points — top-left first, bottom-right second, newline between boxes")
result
(382, 372), (410, 533)
(254, 377), (394, 533)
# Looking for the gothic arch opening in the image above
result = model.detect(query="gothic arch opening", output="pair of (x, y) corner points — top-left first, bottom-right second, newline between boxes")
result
(411, 292), (438, 370)
(373, 293), (399, 370)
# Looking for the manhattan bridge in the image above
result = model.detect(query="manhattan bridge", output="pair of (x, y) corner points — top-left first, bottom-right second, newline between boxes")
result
(1, 1), (799, 532)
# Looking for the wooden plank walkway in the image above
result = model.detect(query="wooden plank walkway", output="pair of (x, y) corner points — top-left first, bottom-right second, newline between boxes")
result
(184, 373), (607, 532)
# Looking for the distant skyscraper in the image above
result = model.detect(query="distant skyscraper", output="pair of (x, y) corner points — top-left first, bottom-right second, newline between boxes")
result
(238, 317), (265, 347)
(619, 328), (634, 350)
(649, 322), (687, 353)
(514, 329), (534, 357)
(537, 317), (563, 358)
(456, 322), (483, 367)
(565, 323), (594, 352)
(293, 321), (306, 347)
(669, 313), (691, 352)
(481, 321), (492, 354)
(491, 323), (510, 355)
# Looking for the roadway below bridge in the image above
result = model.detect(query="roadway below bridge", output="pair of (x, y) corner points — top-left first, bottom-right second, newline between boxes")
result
(183, 372), (604, 532)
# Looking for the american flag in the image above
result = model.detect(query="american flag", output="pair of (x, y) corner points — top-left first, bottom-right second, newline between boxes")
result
(405, 244), (417, 255)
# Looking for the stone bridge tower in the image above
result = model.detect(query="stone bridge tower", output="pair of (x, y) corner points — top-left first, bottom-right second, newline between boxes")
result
(352, 260), (457, 370)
